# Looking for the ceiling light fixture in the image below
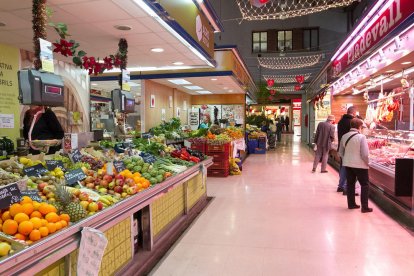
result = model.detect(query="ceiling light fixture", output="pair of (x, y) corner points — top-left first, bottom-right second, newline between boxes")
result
(114, 25), (132, 31)
(91, 83), (98, 86)
(172, 61), (184, 65)
(386, 70), (395, 73)
(184, 86), (203, 90)
(228, 90), (234, 92)
(197, 91), (212, 94)
(151, 48), (164, 53)
(402, 61), (412, 65)
(211, 78), (218, 81)
(168, 79), (192, 85)
(223, 87), (229, 90)
(263, 73), (311, 83)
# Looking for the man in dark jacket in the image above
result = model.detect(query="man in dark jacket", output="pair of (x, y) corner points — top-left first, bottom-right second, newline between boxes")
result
(312, 115), (335, 173)
(336, 106), (357, 194)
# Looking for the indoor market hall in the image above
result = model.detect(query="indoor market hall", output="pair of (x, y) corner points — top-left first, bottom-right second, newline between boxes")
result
(151, 135), (414, 276)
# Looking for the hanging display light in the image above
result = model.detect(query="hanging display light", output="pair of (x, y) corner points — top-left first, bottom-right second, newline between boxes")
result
(237, 0), (357, 21)
(263, 73), (311, 84)
(267, 86), (303, 92)
(258, 54), (323, 70)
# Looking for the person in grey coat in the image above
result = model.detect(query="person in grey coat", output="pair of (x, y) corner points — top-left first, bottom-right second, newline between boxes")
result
(312, 115), (335, 173)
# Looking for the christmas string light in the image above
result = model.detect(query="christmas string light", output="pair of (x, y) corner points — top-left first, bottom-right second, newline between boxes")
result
(267, 85), (303, 92)
(263, 73), (311, 83)
(258, 54), (323, 70)
(237, 0), (357, 21)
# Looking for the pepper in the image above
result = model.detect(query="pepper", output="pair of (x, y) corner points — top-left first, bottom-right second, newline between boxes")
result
(189, 156), (200, 163)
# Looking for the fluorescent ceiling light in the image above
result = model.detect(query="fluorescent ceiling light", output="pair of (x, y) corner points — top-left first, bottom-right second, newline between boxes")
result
(172, 61), (184, 65)
(184, 86), (203, 90)
(211, 78), (217, 81)
(402, 61), (412, 65)
(228, 90), (234, 92)
(132, 0), (214, 67)
(386, 70), (395, 73)
(223, 87), (228, 89)
(91, 83), (98, 86)
(151, 48), (164, 53)
(168, 79), (192, 85)
(197, 91), (212, 94)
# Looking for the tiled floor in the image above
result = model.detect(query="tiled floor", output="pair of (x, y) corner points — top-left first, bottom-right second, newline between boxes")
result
(150, 136), (414, 276)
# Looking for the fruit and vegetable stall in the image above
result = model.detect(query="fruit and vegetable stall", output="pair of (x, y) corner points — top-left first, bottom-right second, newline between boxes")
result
(0, 141), (213, 275)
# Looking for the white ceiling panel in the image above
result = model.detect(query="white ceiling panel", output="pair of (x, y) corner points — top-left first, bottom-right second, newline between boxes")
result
(0, 12), (30, 30)
(111, 0), (148, 18)
(91, 19), (151, 35)
(136, 17), (166, 33)
(0, 0), (32, 11)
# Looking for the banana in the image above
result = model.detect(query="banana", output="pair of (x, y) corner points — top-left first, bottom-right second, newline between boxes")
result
(98, 197), (111, 205)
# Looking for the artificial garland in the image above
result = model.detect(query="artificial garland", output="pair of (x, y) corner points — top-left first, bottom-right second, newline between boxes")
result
(32, 0), (47, 70)
(48, 16), (127, 75)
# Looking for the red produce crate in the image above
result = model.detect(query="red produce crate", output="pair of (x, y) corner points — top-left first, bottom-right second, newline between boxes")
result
(208, 152), (229, 161)
(207, 143), (230, 153)
(210, 160), (230, 170)
(207, 169), (229, 177)
(190, 143), (206, 154)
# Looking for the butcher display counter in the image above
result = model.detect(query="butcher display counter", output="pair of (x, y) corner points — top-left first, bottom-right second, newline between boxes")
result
(366, 129), (414, 211)
(0, 157), (213, 276)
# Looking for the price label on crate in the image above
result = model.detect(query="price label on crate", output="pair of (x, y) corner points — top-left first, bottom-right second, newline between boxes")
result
(21, 190), (42, 202)
(0, 183), (21, 209)
(70, 149), (83, 163)
(113, 161), (126, 173)
(45, 160), (65, 171)
(65, 168), (87, 186)
(23, 164), (48, 177)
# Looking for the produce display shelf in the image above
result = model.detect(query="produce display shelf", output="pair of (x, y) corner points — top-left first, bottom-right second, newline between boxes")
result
(0, 157), (213, 275)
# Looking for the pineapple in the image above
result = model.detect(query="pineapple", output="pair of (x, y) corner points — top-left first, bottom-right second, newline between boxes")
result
(48, 201), (63, 213)
(55, 184), (87, 222)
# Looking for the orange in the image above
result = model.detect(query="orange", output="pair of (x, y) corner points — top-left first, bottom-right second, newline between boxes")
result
(38, 203), (55, 215)
(30, 211), (42, 219)
(20, 196), (33, 204)
(0, 218), (3, 225)
(60, 220), (68, 228)
(41, 219), (48, 226)
(39, 226), (49, 237)
(1, 211), (11, 221)
(22, 203), (34, 216)
(3, 219), (18, 235)
(14, 233), (26, 241)
(133, 176), (141, 184)
(133, 172), (141, 177)
(55, 221), (63, 231)
(29, 229), (41, 242)
(30, 217), (42, 229)
(9, 204), (24, 217)
(14, 213), (29, 224)
(26, 240), (33, 245)
(46, 222), (56, 234)
(60, 214), (70, 223)
(18, 221), (33, 235)
(45, 212), (59, 223)
(0, 223), (2, 232)
(32, 201), (41, 211)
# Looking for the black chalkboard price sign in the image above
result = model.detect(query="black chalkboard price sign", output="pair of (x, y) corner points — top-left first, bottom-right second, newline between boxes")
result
(0, 183), (21, 209)
(21, 190), (42, 202)
(23, 164), (48, 177)
(113, 161), (126, 173)
(45, 160), (65, 171)
(65, 168), (87, 186)
(70, 149), (83, 163)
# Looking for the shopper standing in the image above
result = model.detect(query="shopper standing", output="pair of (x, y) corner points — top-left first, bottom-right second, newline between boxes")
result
(337, 106), (357, 194)
(275, 119), (283, 142)
(339, 118), (373, 213)
(281, 116), (286, 132)
(312, 115), (335, 173)
(285, 116), (290, 132)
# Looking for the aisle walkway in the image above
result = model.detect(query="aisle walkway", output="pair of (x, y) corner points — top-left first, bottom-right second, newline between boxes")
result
(151, 136), (414, 276)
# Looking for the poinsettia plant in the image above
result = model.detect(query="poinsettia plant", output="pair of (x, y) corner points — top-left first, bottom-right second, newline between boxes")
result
(48, 17), (127, 75)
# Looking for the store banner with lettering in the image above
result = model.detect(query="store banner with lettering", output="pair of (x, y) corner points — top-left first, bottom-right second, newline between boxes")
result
(0, 44), (20, 142)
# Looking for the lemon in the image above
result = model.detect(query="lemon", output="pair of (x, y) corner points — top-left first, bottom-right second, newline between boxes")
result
(50, 172), (56, 176)
(0, 242), (11, 257)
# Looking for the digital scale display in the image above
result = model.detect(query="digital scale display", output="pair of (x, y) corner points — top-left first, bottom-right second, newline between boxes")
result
(44, 85), (62, 95)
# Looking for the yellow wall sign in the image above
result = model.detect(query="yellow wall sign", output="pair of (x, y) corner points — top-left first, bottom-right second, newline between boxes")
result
(160, 0), (214, 58)
(0, 44), (20, 142)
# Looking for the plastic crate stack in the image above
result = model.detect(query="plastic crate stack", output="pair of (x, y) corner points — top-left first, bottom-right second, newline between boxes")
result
(207, 143), (230, 177)
(190, 140), (206, 154)
(247, 137), (266, 154)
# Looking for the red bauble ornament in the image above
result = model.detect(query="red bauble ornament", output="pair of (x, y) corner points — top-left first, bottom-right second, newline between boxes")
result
(269, 89), (276, 95)
(267, 79), (275, 87)
(250, 0), (270, 8)
(268, 96), (273, 101)
(295, 85), (301, 91)
(296, 75), (305, 84)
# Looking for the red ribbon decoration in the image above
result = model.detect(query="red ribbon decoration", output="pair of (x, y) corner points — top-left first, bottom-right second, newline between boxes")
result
(295, 85), (301, 91)
(296, 75), (305, 84)
(267, 79), (275, 87)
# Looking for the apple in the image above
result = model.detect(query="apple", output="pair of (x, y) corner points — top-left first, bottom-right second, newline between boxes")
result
(97, 201), (104, 210)
(88, 211), (96, 216)
(123, 185), (129, 192)
(99, 188), (108, 194)
(114, 193), (121, 199)
(80, 201), (89, 210)
(79, 192), (89, 201)
(125, 178), (135, 187)
(103, 175), (113, 183)
(85, 176), (94, 184)
(100, 180), (109, 188)
(72, 189), (81, 197)
(115, 174), (125, 181)
(86, 183), (95, 189)
(121, 192), (127, 198)
(80, 180), (86, 186)
(46, 192), (55, 199)
(114, 186), (123, 194)
(108, 190), (115, 195)
(115, 178), (124, 186)
(127, 187), (137, 195)
(38, 182), (48, 192)
(94, 179), (101, 185)
(108, 181), (115, 189)
(88, 202), (99, 212)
